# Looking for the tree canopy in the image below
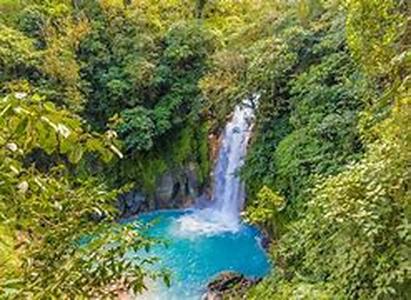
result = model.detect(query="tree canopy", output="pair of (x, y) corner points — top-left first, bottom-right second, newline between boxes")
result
(0, 0), (409, 298)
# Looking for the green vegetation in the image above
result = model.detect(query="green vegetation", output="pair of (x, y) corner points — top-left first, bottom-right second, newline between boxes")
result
(0, 92), (162, 297)
(231, 1), (410, 299)
(0, 0), (409, 298)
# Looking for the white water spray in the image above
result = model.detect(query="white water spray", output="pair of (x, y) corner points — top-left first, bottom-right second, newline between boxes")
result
(172, 98), (256, 236)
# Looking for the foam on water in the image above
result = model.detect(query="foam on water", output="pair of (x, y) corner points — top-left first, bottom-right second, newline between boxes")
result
(134, 210), (270, 300)
(171, 208), (240, 238)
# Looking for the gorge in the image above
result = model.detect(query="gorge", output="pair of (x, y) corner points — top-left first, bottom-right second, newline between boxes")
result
(129, 99), (270, 299)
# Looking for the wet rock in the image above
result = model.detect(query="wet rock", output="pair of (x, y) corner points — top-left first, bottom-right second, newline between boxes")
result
(203, 272), (260, 299)
(117, 191), (147, 218)
(117, 163), (204, 218)
(155, 172), (175, 205)
(208, 133), (220, 163)
(154, 164), (201, 209)
(185, 162), (199, 198)
(261, 232), (272, 250)
(201, 291), (223, 300)
(207, 272), (247, 292)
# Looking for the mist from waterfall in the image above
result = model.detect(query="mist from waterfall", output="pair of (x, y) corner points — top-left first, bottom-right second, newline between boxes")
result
(172, 99), (256, 236)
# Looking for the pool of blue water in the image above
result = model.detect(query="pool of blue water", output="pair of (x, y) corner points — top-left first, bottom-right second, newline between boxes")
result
(129, 209), (271, 299)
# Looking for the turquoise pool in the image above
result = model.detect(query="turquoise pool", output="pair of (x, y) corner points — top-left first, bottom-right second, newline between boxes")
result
(129, 209), (271, 299)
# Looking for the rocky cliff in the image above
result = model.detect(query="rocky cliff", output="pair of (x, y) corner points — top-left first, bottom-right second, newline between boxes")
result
(117, 163), (202, 218)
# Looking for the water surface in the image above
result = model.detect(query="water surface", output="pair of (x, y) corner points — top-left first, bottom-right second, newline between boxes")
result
(131, 209), (270, 299)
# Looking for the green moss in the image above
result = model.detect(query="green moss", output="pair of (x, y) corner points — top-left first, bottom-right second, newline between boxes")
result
(169, 126), (195, 168)
(167, 121), (211, 186)
(138, 157), (168, 193)
(111, 120), (210, 193)
(195, 122), (211, 185)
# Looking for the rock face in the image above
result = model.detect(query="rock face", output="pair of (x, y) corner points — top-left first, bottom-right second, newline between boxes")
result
(202, 272), (260, 300)
(154, 163), (200, 209)
(117, 163), (202, 218)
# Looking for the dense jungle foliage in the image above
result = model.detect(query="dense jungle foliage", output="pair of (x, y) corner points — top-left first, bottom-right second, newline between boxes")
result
(0, 0), (409, 299)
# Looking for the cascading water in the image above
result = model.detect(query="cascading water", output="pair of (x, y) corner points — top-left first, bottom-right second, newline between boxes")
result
(173, 99), (256, 236)
(211, 99), (255, 219)
(132, 98), (269, 299)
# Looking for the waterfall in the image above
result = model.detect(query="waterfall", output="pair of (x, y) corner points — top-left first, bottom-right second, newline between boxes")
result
(135, 98), (266, 299)
(210, 100), (255, 219)
(172, 98), (256, 236)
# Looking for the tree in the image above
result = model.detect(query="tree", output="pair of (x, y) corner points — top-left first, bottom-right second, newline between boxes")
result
(246, 0), (410, 298)
(0, 92), (162, 298)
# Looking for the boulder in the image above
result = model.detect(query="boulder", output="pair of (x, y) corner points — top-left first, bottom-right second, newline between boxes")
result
(203, 272), (260, 299)
(207, 272), (247, 292)
(201, 291), (223, 300)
